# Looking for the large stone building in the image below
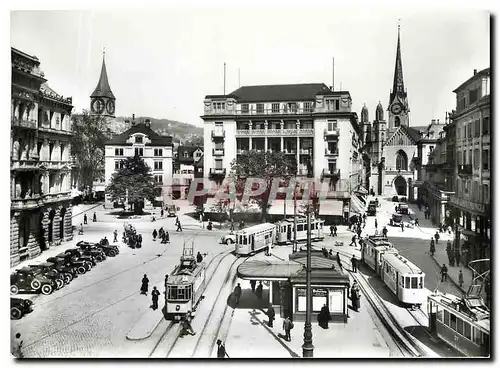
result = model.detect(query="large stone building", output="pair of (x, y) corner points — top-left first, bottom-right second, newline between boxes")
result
(11, 47), (74, 266)
(201, 83), (365, 219)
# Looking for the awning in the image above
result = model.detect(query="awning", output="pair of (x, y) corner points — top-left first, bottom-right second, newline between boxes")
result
(237, 259), (302, 280)
(350, 194), (365, 215)
(355, 186), (368, 195)
(268, 199), (309, 216)
(318, 199), (343, 216)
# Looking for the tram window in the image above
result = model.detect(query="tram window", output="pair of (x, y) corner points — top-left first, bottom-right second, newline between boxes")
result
(243, 236), (247, 245)
(436, 309), (443, 322)
(464, 323), (472, 340)
(297, 224), (304, 231)
(450, 313), (457, 330)
(473, 328), (483, 345)
(456, 318), (464, 335)
(443, 310), (450, 326)
(411, 277), (418, 289)
(405, 277), (411, 289)
(400, 276), (404, 286)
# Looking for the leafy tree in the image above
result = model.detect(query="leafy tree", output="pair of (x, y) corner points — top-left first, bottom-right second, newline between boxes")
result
(71, 110), (111, 195)
(106, 155), (156, 214)
(229, 151), (297, 220)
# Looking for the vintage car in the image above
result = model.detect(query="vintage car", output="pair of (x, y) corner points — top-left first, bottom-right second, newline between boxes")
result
(11, 298), (33, 320)
(220, 232), (236, 245)
(77, 240), (119, 257)
(389, 213), (403, 227)
(11, 267), (56, 295)
(44, 257), (79, 281)
(398, 203), (409, 214)
(75, 245), (106, 263)
(63, 249), (96, 268)
(367, 204), (377, 216)
(166, 204), (179, 217)
(392, 195), (399, 202)
(27, 263), (66, 289)
(369, 199), (379, 207)
(53, 252), (92, 273)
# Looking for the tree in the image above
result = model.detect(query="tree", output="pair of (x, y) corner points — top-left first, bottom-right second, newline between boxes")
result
(229, 151), (297, 220)
(106, 155), (156, 214)
(71, 110), (111, 195)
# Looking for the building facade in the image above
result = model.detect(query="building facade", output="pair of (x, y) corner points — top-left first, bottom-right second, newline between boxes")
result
(201, 83), (363, 217)
(11, 47), (74, 266)
(104, 119), (173, 209)
(446, 68), (490, 271)
(172, 146), (204, 199)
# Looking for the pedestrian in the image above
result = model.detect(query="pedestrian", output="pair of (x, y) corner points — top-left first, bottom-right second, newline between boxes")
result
(401, 221), (404, 232)
(256, 281), (263, 300)
(430, 239), (436, 256)
(161, 209), (164, 218)
(249, 280), (256, 293)
(152, 229), (157, 241)
(382, 226), (388, 238)
(375, 218), (378, 229)
(176, 221), (183, 232)
(230, 220), (235, 231)
(140, 274), (149, 295)
(182, 311), (196, 336)
(350, 284), (358, 311)
(414, 218), (419, 227)
(137, 233), (143, 248)
(159, 227), (164, 238)
(113, 229), (118, 243)
(458, 269), (464, 288)
(330, 225), (334, 236)
(266, 303), (275, 327)
(336, 252), (343, 271)
(318, 304), (331, 329)
(216, 339), (229, 359)
(164, 231), (170, 243)
(79, 223), (84, 235)
(435, 231), (440, 244)
(349, 235), (356, 247)
(282, 316), (293, 341)
(449, 252), (455, 267)
(328, 249), (333, 258)
(357, 227), (362, 238)
(83, 214), (88, 225)
(196, 251), (203, 263)
(354, 285), (361, 311)
(455, 249), (461, 267)
(93, 212), (97, 222)
(351, 255), (357, 273)
(151, 286), (160, 310)
(440, 264), (448, 282)
(164, 275), (169, 291)
(175, 216), (180, 226)
(234, 283), (242, 305)
(333, 224), (337, 236)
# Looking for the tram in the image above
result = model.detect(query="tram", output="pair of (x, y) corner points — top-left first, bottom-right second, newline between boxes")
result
(234, 223), (276, 256)
(164, 243), (206, 320)
(361, 235), (399, 276)
(275, 217), (324, 245)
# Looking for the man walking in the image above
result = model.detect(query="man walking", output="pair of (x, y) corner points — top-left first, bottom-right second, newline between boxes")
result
(351, 255), (357, 273)
(176, 220), (183, 232)
(266, 303), (275, 327)
(93, 212), (97, 222)
(217, 339), (229, 359)
(152, 229), (158, 241)
(440, 264), (448, 282)
(196, 251), (203, 263)
(151, 286), (160, 310)
(349, 235), (357, 247)
(113, 229), (118, 243)
(233, 283), (242, 305)
(83, 214), (88, 225)
(141, 274), (149, 295)
(382, 226), (388, 238)
(283, 316), (293, 342)
(374, 218), (378, 229)
(79, 223), (84, 235)
(250, 280), (256, 293)
(435, 231), (440, 244)
(330, 225), (334, 237)
(336, 252), (343, 271)
(333, 224), (338, 237)
(401, 221), (404, 232)
(256, 282), (263, 300)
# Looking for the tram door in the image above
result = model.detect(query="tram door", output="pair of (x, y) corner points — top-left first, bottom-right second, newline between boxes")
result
(428, 299), (437, 333)
(287, 224), (292, 241)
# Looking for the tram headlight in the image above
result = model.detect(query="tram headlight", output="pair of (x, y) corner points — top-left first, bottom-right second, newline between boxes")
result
(176, 305), (180, 311)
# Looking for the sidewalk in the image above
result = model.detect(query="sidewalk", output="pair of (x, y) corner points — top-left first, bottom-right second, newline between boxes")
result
(431, 245), (473, 297)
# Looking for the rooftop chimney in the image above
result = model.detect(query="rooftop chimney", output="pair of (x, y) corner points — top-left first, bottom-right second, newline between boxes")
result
(474, 69), (477, 75)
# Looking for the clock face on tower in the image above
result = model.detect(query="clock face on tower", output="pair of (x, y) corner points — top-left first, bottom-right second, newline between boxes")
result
(92, 98), (105, 114)
(106, 100), (115, 115)
(391, 104), (402, 114)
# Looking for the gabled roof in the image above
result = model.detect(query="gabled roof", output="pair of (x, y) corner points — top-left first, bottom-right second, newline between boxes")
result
(91, 56), (115, 99)
(177, 146), (203, 164)
(385, 125), (422, 146)
(453, 68), (490, 93)
(212, 83), (333, 103)
(106, 122), (172, 146)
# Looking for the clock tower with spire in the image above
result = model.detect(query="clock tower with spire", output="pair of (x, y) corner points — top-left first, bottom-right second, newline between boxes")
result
(90, 50), (116, 118)
(387, 23), (409, 133)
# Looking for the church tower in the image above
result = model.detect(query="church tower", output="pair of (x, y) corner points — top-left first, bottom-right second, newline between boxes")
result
(387, 24), (409, 133)
(90, 51), (116, 118)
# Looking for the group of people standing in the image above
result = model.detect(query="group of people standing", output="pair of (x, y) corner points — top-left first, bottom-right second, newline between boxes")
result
(152, 227), (170, 243)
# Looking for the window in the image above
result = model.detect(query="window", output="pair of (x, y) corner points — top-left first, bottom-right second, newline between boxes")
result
(327, 120), (337, 131)
(394, 116), (401, 127)
(288, 103), (297, 112)
(304, 102), (312, 111)
(115, 148), (124, 156)
(396, 151), (408, 170)
(154, 174), (163, 183)
(444, 310), (450, 326)
(411, 277), (418, 289)
(450, 313), (457, 330)
(456, 318), (464, 335)
(135, 136), (143, 143)
(473, 328), (483, 345)
(474, 119), (480, 137)
(215, 159), (223, 169)
(256, 103), (264, 114)
(464, 180), (469, 195)
(467, 124), (472, 139)
(469, 88), (478, 104)
(483, 117), (490, 135)
(483, 184), (489, 203)
(271, 103), (280, 113)
(297, 224), (304, 232)
(436, 309), (443, 322)
(134, 148), (143, 156)
(114, 160), (124, 170)
(462, 151), (466, 165)
(463, 323), (472, 340)
(184, 152), (189, 158)
(474, 149), (480, 169)
(482, 150), (489, 170)
(326, 99), (339, 111)
(154, 161), (163, 170)
(241, 103), (249, 114)
(213, 102), (225, 111)
(154, 148), (163, 157)
(468, 150), (472, 165)
(405, 277), (411, 288)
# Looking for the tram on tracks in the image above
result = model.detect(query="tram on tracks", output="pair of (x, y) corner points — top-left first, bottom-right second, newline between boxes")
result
(275, 216), (324, 245)
(164, 243), (206, 321)
(234, 223), (276, 256)
(361, 235), (398, 275)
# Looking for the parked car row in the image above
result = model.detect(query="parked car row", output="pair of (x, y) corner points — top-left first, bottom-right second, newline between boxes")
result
(10, 239), (119, 320)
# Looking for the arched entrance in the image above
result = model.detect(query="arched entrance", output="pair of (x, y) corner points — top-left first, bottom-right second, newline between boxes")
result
(48, 209), (56, 244)
(59, 207), (66, 241)
(394, 176), (407, 196)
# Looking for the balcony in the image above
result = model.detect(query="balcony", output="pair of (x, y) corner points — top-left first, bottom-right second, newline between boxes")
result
(235, 128), (314, 137)
(11, 159), (41, 171)
(458, 164), (472, 176)
(321, 168), (340, 179)
(212, 148), (225, 156)
(325, 148), (339, 157)
(11, 117), (38, 130)
(324, 128), (340, 137)
(209, 168), (226, 177)
(43, 191), (72, 204)
(38, 161), (72, 171)
(11, 195), (44, 210)
(211, 130), (226, 140)
(236, 107), (314, 116)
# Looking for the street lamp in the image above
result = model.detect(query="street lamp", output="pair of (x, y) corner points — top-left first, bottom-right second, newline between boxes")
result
(293, 181), (299, 253)
(302, 205), (314, 357)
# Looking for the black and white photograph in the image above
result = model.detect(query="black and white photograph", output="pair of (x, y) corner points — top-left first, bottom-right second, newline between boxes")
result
(6, 1), (491, 359)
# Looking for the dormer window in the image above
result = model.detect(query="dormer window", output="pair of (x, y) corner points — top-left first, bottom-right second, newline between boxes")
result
(135, 136), (143, 143)
(184, 152), (189, 158)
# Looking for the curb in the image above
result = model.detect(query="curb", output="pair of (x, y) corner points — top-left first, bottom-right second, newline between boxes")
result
(430, 255), (466, 295)
(126, 313), (164, 341)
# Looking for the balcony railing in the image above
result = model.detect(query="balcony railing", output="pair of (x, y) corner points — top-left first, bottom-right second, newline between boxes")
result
(209, 168), (226, 177)
(212, 148), (225, 156)
(237, 107), (315, 116)
(11, 159), (41, 171)
(211, 130), (226, 139)
(11, 195), (44, 210)
(235, 128), (314, 137)
(325, 149), (339, 156)
(11, 117), (38, 130)
(324, 128), (340, 136)
(458, 164), (473, 175)
(284, 149), (297, 154)
(38, 161), (72, 170)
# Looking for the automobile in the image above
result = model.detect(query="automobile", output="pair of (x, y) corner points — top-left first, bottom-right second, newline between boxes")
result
(398, 203), (409, 214)
(166, 204), (179, 217)
(76, 245), (106, 263)
(11, 267), (56, 295)
(367, 204), (377, 216)
(27, 263), (66, 289)
(55, 252), (92, 273)
(392, 195), (399, 202)
(45, 257), (79, 281)
(369, 200), (378, 207)
(63, 249), (96, 269)
(220, 232), (236, 245)
(77, 240), (119, 257)
(390, 213), (403, 227)
(11, 298), (33, 320)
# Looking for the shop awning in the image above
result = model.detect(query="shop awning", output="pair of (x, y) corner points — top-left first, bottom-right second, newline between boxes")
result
(237, 259), (302, 280)
(268, 199), (309, 216)
(350, 194), (365, 215)
(318, 199), (343, 216)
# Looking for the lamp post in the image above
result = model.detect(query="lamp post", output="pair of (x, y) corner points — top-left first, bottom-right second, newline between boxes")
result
(302, 206), (314, 357)
(293, 181), (298, 253)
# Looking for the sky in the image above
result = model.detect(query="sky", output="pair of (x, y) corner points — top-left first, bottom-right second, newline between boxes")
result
(9, 6), (491, 128)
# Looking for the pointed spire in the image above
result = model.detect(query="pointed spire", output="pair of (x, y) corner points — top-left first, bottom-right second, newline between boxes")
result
(390, 21), (405, 101)
(91, 50), (115, 99)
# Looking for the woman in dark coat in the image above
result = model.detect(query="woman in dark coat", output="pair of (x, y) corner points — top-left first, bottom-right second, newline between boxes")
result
(141, 274), (149, 295)
(318, 304), (331, 329)
(152, 229), (158, 241)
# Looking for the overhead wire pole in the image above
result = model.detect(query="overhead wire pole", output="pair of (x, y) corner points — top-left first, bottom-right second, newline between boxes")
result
(302, 206), (314, 357)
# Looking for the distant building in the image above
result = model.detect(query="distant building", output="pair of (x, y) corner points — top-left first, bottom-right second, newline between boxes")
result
(11, 47), (74, 266)
(172, 146), (204, 199)
(104, 118), (173, 210)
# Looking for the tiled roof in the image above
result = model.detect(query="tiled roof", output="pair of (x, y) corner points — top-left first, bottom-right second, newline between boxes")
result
(177, 146), (202, 163)
(401, 125), (422, 143)
(106, 123), (173, 146)
(217, 83), (333, 102)
(453, 68), (490, 93)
